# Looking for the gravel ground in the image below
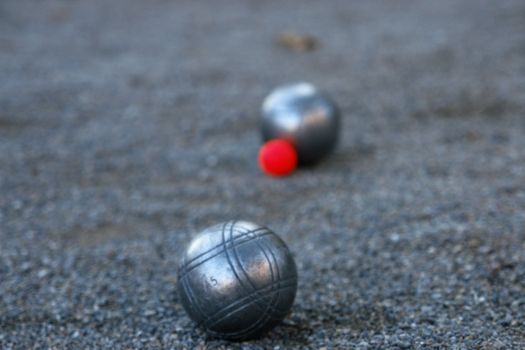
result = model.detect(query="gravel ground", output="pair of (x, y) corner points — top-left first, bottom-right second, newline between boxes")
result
(1, 0), (525, 349)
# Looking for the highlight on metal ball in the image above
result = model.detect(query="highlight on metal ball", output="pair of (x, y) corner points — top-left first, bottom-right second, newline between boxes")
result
(177, 221), (298, 340)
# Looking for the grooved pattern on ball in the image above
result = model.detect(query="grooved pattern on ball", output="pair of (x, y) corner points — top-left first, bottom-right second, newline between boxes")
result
(177, 221), (298, 340)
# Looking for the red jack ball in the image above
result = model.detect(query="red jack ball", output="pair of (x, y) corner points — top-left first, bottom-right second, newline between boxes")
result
(258, 139), (298, 177)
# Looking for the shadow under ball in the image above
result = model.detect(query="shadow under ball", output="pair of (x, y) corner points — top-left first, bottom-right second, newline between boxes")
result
(261, 82), (341, 165)
(177, 221), (298, 340)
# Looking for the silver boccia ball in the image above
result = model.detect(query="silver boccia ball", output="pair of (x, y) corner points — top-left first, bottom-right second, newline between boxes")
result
(177, 221), (298, 340)
(261, 82), (341, 165)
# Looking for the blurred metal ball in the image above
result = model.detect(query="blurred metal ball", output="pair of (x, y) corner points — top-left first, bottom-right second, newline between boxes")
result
(261, 82), (341, 165)
(177, 221), (298, 340)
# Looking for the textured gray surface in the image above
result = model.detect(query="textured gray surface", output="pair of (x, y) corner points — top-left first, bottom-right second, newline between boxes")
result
(1, 0), (525, 349)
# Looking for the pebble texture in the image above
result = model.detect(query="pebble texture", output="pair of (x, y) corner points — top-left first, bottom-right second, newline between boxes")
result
(1, 0), (525, 349)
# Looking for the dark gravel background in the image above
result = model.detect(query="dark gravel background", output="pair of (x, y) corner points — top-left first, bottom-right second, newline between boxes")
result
(1, 0), (525, 348)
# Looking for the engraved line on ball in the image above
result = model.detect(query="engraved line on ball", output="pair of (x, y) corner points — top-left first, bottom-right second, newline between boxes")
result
(201, 277), (298, 330)
(227, 221), (280, 334)
(178, 227), (270, 279)
(219, 221), (260, 308)
(179, 225), (267, 272)
(228, 221), (266, 294)
(178, 222), (234, 321)
(178, 223), (271, 324)
(203, 220), (285, 333)
(220, 238), (288, 339)
(227, 238), (297, 338)
(224, 221), (278, 315)
(204, 222), (293, 335)
(233, 234), (280, 334)
(179, 263), (208, 321)
(201, 277), (297, 329)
